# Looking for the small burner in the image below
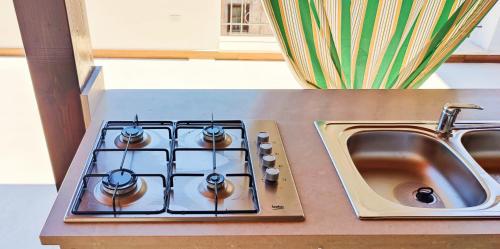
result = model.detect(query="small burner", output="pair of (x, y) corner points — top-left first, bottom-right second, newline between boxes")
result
(121, 126), (144, 143)
(101, 169), (138, 195)
(205, 173), (225, 190)
(202, 125), (226, 143)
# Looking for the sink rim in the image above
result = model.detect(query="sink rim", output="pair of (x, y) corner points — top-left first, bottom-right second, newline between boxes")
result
(315, 120), (500, 219)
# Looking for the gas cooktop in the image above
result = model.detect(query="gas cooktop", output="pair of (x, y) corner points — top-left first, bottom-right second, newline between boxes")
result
(65, 116), (304, 222)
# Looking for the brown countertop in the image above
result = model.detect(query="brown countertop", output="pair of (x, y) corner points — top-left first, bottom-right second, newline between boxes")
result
(41, 90), (500, 248)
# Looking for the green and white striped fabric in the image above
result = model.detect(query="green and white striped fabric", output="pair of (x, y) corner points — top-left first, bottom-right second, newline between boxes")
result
(262, 0), (497, 89)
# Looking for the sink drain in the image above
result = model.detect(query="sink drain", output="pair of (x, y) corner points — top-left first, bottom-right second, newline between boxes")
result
(415, 187), (435, 204)
(394, 182), (444, 208)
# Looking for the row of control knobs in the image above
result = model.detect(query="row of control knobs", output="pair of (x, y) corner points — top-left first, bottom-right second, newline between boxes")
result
(257, 132), (279, 182)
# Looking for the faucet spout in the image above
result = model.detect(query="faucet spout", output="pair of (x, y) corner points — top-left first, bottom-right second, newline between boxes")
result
(436, 103), (483, 138)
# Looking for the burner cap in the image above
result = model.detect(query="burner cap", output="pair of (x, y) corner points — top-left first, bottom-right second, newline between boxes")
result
(121, 126), (144, 143)
(205, 173), (225, 190)
(202, 125), (226, 143)
(102, 169), (138, 195)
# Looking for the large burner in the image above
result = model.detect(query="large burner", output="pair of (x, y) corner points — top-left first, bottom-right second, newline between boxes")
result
(205, 172), (225, 190)
(121, 126), (144, 143)
(202, 125), (226, 143)
(101, 169), (138, 195)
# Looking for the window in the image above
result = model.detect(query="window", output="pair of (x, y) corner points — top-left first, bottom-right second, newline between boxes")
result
(221, 0), (273, 36)
(227, 3), (249, 33)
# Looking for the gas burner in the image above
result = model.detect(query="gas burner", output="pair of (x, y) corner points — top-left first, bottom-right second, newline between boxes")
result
(120, 126), (144, 143)
(101, 169), (138, 196)
(205, 172), (225, 190)
(202, 125), (226, 143)
(198, 173), (235, 200)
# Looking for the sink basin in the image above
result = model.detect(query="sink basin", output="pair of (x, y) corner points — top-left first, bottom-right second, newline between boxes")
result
(461, 130), (500, 183)
(315, 121), (500, 219)
(348, 130), (486, 208)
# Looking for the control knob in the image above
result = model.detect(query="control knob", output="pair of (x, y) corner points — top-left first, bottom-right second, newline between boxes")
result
(259, 142), (273, 155)
(257, 132), (270, 145)
(265, 167), (280, 182)
(262, 154), (276, 168)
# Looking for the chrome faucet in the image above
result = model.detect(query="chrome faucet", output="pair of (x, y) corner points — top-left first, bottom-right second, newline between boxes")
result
(436, 103), (483, 138)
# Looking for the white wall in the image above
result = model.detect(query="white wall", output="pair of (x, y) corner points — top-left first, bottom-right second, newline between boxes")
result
(85, 0), (221, 50)
(468, 2), (500, 51)
(0, 0), (499, 53)
(486, 3), (500, 51)
(0, 0), (221, 50)
(0, 0), (22, 47)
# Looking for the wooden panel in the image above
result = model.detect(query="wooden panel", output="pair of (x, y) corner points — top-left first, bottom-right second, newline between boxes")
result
(446, 54), (500, 63)
(0, 48), (24, 56)
(80, 66), (105, 127)
(65, 0), (95, 88)
(13, 0), (94, 189)
(54, 235), (500, 249)
(91, 49), (285, 61)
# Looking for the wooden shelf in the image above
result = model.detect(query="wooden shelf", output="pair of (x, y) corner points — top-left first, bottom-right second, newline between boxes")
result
(2, 48), (499, 62)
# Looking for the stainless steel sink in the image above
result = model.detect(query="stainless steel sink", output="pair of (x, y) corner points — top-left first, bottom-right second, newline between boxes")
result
(461, 130), (500, 184)
(315, 121), (500, 219)
(348, 130), (487, 209)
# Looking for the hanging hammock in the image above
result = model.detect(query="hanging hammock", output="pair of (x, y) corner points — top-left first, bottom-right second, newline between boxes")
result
(262, 0), (497, 89)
